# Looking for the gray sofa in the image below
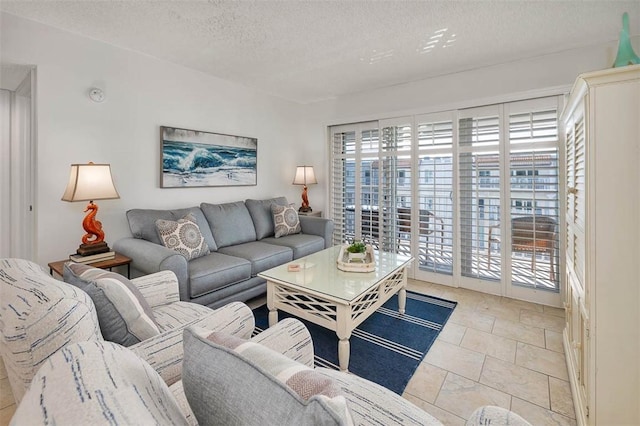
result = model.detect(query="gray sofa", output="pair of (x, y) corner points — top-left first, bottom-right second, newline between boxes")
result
(114, 197), (333, 309)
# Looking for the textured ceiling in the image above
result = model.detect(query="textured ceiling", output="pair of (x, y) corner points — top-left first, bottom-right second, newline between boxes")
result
(2, 1), (639, 103)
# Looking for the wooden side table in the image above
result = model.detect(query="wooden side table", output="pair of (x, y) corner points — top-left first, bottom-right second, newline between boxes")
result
(48, 253), (132, 278)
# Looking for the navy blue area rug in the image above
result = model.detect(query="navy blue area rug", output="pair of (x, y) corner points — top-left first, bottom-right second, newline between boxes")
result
(253, 291), (456, 395)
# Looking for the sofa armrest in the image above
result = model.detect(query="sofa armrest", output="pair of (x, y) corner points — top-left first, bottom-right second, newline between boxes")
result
(299, 216), (334, 248)
(130, 301), (254, 386)
(251, 318), (314, 368)
(114, 237), (189, 294)
(131, 270), (180, 308)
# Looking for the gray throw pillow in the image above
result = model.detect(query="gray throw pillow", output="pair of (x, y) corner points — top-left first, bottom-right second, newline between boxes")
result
(272, 203), (302, 238)
(63, 263), (160, 347)
(182, 327), (353, 426)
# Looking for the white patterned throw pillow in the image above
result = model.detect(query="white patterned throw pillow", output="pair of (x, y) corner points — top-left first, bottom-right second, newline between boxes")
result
(272, 204), (301, 238)
(156, 213), (210, 260)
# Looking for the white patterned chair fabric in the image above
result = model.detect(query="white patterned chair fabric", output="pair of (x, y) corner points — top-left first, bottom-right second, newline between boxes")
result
(10, 317), (316, 425)
(0, 258), (255, 404)
(11, 340), (191, 425)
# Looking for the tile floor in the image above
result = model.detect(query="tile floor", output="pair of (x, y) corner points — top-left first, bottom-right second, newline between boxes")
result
(403, 279), (576, 425)
(0, 278), (575, 425)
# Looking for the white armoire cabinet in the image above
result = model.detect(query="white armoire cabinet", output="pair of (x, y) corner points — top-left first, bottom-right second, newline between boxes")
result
(561, 64), (640, 425)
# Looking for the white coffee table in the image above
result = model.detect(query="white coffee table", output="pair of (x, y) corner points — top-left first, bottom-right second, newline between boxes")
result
(258, 245), (413, 372)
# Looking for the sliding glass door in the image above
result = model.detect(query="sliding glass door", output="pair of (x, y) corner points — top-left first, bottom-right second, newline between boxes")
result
(329, 96), (562, 304)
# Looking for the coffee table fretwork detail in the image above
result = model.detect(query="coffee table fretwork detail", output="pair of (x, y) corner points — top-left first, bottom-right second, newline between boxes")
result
(267, 267), (408, 372)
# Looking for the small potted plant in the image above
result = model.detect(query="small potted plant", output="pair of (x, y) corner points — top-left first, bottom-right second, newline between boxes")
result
(346, 241), (367, 262)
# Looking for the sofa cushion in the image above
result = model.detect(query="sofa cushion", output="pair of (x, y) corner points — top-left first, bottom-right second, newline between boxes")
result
(11, 341), (189, 426)
(246, 197), (288, 239)
(261, 233), (326, 259)
(272, 203), (302, 238)
(182, 328), (352, 426)
(156, 212), (210, 260)
(201, 201), (257, 248)
(187, 252), (252, 298)
(218, 241), (293, 276)
(64, 263), (160, 347)
(127, 207), (217, 251)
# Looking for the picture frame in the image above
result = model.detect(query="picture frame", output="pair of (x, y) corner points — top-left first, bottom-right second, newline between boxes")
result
(160, 126), (257, 188)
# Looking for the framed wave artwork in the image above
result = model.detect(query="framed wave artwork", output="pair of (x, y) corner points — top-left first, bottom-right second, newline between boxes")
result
(160, 126), (257, 188)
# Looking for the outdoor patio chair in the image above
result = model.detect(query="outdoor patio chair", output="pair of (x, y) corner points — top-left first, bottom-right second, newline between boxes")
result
(487, 216), (557, 280)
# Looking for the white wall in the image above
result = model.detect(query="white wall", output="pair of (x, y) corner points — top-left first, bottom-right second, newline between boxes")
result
(0, 90), (10, 257)
(1, 12), (321, 265)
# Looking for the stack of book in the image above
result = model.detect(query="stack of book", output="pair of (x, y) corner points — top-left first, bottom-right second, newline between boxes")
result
(69, 251), (116, 264)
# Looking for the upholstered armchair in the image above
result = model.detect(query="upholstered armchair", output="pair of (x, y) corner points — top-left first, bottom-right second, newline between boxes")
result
(0, 258), (261, 404)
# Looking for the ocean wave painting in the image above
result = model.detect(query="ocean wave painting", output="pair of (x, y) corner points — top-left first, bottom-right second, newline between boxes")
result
(161, 126), (257, 188)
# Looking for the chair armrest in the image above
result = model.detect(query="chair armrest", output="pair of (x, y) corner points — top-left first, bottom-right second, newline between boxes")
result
(488, 223), (500, 242)
(251, 318), (314, 368)
(131, 270), (180, 308)
(299, 216), (334, 248)
(130, 301), (254, 386)
(114, 237), (189, 295)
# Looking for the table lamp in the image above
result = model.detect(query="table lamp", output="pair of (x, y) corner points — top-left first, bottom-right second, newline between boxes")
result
(293, 165), (317, 212)
(62, 162), (120, 256)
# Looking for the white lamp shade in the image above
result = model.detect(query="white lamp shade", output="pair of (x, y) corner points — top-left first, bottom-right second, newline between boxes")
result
(292, 166), (317, 185)
(61, 163), (120, 202)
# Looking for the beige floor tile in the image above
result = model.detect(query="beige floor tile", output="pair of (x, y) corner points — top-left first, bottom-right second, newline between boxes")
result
(511, 397), (577, 426)
(451, 290), (497, 308)
(407, 280), (446, 297)
(549, 377), (576, 419)
(434, 373), (511, 420)
(424, 340), (486, 382)
(0, 379), (15, 410)
(520, 310), (565, 333)
(437, 322), (467, 345)
(0, 404), (15, 426)
(403, 362), (448, 404)
(245, 295), (266, 310)
(492, 318), (545, 347)
(543, 305), (566, 318)
(480, 356), (550, 408)
(500, 297), (544, 314)
(476, 298), (521, 322)
(0, 358), (6, 380)
(515, 342), (569, 380)
(460, 328), (517, 363)
(403, 395), (466, 426)
(545, 329), (564, 353)
(449, 307), (495, 333)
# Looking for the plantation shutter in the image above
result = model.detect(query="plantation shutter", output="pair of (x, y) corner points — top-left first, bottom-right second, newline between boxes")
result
(380, 120), (412, 254)
(458, 105), (501, 280)
(415, 112), (455, 274)
(565, 101), (586, 292)
(331, 129), (354, 246)
(330, 122), (379, 245)
(507, 98), (561, 290)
